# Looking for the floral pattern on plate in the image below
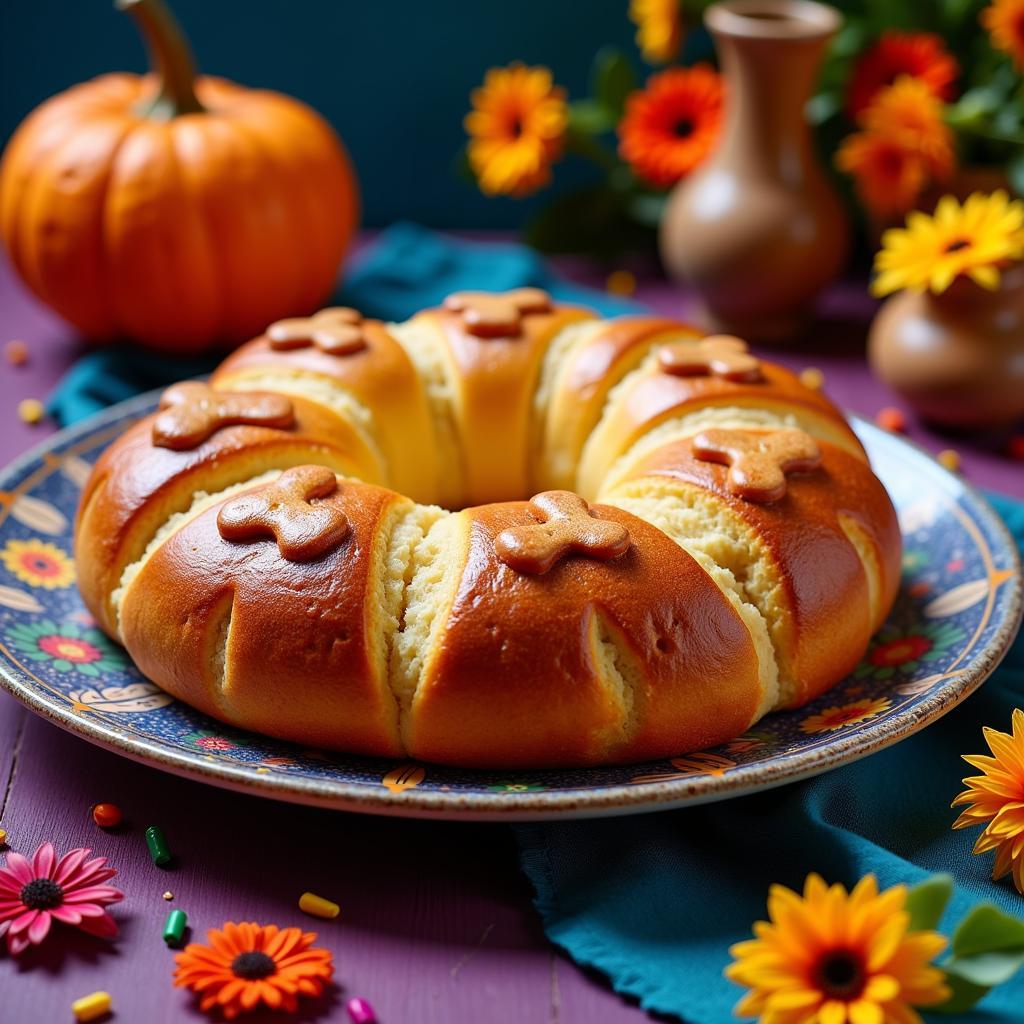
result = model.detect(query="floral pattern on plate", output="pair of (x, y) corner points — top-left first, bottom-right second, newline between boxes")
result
(0, 394), (1019, 820)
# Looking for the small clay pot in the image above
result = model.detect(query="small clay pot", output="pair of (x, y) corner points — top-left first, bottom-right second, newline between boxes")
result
(868, 267), (1024, 429)
(659, 0), (850, 343)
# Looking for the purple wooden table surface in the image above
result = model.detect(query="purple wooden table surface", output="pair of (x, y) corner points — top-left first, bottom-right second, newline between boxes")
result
(0, 240), (1021, 1024)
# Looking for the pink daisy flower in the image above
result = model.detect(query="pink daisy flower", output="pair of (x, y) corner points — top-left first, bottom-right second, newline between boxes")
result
(0, 843), (123, 955)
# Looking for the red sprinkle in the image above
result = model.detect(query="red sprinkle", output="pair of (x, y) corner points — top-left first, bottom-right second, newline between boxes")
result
(875, 406), (907, 433)
(1008, 435), (1024, 461)
(5, 340), (28, 366)
(92, 803), (123, 828)
(347, 996), (378, 1023)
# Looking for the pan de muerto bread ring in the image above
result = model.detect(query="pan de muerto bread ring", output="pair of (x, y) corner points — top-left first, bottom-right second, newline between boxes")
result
(74, 293), (900, 768)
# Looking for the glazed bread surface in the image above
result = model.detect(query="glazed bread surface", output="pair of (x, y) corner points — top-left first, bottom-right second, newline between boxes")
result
(74, 292), (901, 767)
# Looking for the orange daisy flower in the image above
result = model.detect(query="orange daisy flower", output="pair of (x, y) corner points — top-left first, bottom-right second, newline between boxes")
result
(801, 696), (892, 734)
(953, 709), (1024, 893)
(982, 0), (1024, 69)
(618, 65), (724, 188)
(837, 77), (955, 217)
(847, 31), (959, 118)
(837, 133), (930, 217)
(465, 64), (568, 198)
(173, 922), (333, 1019)
(862, 77), (956, 177)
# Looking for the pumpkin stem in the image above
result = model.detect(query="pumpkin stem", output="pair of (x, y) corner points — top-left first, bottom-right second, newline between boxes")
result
(117, 0), (204, 119)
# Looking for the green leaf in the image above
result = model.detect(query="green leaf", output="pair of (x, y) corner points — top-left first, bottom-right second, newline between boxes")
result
(952, 904), (1024, 957)
(946, 950), (1024, 987)
(591, 48), (638, 121)
(568, 100), (615, 137)
(1008, 150), (1024, 198)
(524, 184), (655, 259)
(932, 902), (1024, 1013)
(931, 967), (991, 1015)
(905, 875), (953, 932)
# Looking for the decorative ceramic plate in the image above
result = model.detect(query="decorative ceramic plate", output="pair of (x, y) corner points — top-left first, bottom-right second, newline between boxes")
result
(0, 393), (1020, 821)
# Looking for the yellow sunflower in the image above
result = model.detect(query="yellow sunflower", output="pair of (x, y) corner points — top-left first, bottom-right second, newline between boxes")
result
(465, 64), (568, 198)
(0, 538), (75, 589)
(952, 708), (1024, 894)
(629, 0), (684, 64)
(800, 697), (891, 734)
(982, 0), (1024, 69)
(727, 873), (950, 1024)
(873, 191), (1024, 296)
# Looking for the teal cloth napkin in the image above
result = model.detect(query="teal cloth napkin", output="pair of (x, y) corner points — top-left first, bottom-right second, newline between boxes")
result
(517, 494), (1024, 1024)
(45, 222), (640, 426)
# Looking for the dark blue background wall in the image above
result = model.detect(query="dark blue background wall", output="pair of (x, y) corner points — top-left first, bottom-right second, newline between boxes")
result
(0, 1), (644, 228)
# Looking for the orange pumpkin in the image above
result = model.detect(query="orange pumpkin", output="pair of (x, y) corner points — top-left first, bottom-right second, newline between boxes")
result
(0, 0), (359, 354)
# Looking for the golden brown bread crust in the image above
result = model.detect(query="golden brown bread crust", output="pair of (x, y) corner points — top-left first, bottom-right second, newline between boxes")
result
(428, 303), (594, 504)
(538, 315), (702, 490)
(73, 293), (902, 768)
(579, 360), (866, 496)
(211, 320), (439, 502)
(75, 394), (382, 638)
(407, 502), (762, 766)
(119, 479), (406, 756)
(605, 435), (901, 707)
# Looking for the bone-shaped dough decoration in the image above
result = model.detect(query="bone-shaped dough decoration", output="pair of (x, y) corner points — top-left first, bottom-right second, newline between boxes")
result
(692, 428), (822, 502)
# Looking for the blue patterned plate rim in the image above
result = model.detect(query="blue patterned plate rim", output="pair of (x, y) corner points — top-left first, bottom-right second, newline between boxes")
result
(0, 390), (1019, 821)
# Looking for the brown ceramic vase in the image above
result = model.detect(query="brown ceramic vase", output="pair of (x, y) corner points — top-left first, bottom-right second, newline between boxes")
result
(868, 267), (1024, 430)
(659, 0), (849, 343)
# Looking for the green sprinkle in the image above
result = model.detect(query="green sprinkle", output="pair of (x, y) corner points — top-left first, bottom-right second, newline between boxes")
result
(145, 825), (172, 867)
(163, 908), (187, 947)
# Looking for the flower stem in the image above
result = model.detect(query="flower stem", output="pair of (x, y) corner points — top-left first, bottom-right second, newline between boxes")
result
(565, 127), (621, 173)
(117, 0), (204, 119)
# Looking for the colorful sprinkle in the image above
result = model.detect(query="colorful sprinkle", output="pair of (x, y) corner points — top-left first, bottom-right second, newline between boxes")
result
(163, 908), (187, 947)
(798, 367), (824, 391)
(92, 803), (122, 828)
(145, 824), (172, 867)
(299, 891), (340, 919)
(605, 269), (637, 297)
(937, 448), (961, 473)
(0, 828), (7, 847)
(162, 891), (174, 901)
(347, 996), (378, 1023)
(5, 340), (28, 366)
(874, 406), (907, 433)
(17, 398), (45, 425)
(71, 991), (111, 1022)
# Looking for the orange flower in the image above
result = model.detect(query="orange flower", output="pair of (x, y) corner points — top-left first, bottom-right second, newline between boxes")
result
(953, 709), (1024, 893)
(465, 64), (568, 198)
(173, 922), (333, 1020)
(836, 77), (955, 217)
(847, 32), (959, 117)
(629, 0), (684, 64)
(982, 0), (1024, 69)
(618, 66), (724, 188)
(801, 696), (892, 734)
(837, 134), (930, 217)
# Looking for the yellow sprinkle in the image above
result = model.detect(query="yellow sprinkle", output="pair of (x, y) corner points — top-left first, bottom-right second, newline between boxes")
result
(18, 398), (45, 425)
(606, 269), (637, 297)
(0, 828), (7, 847)
(937, 448), (961, 473)
(299, 891), (340, 919)
(71, 991), (111, 1022)
(162, 891), (174, 901)
(799, 367), (824, 391)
